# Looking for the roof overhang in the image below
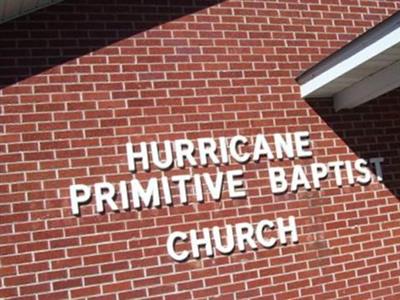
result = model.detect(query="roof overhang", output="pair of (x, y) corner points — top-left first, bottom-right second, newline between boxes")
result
(296, 11), (400, 111)
(0, 0), (63, 24)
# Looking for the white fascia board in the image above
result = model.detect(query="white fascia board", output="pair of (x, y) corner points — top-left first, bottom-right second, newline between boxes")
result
(300, 26), (400, 98)
(333, 59), (400, 111)
(0, 0), (64, 24)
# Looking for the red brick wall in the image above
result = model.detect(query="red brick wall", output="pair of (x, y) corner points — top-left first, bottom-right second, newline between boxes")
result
(1, 0), (400, 299)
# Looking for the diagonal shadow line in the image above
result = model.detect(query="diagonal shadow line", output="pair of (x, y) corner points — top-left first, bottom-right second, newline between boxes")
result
(0, 0), (225, 90)
(305, 88), (400, 200)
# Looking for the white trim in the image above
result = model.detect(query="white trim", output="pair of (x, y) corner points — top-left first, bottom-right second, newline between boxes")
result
(300, 26), (400, 98)
(333, 60), (400, 111)
(0, 0), (64, 24)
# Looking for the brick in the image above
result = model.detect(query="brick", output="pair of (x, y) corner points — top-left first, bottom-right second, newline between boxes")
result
(1, 1), (400, 300)
(53, 279), (82, 290)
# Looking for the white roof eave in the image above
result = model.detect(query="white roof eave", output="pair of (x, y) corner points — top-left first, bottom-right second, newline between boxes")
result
(0, 0), (64, 25)
(296, 11), (400, 111)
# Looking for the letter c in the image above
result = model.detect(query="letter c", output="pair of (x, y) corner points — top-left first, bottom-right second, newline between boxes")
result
(167, 231), (189, 262)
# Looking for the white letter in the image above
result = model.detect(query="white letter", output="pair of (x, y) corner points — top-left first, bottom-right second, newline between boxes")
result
(230, 135), (251, 163)
(95, 182), (118, 213)
(310, 163), (328, 189)
(235, 222), (257, 251)
(126, 142), (149, 172)
(198, 138), (220, 166)
(291, 165), (311, 192)
(175, 139), (197, 168)
(119, 181), (130, 210)
(355, 159), (371, 185)
(203, 172), (223, 200)
(256, 220), (277, 248)
(218, 137), (229, 164)
(226, 169), (246, 198)
(190, 228), (213, 258)
(150, 141), (173, 170)
(294, 131), (312, 158)
(193, 174), (204, 202)
(167, 231), (189, 262)
(253, 134), (274, 161)
(172, 175), (192, 204)
(369, 157), (384, 182)
(344, 160), (355, 185)
(268, 167), (288, 194)
(212, 225), (235, 254)
(131, 178), (160, 209)
(70, 184), (91, 215)
(161, 176), (172, 205)
(274, 133), (294, 160)
(328, 161), (345, 187)
(277, 216), (298, 245)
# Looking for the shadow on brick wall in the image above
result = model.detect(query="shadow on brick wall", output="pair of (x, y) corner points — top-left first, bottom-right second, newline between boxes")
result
(306, 88), (400, 199)
(0, 0), (224, 89)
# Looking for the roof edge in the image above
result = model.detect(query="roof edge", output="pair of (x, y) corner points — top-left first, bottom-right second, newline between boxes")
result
(296, 10), (400, 85)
